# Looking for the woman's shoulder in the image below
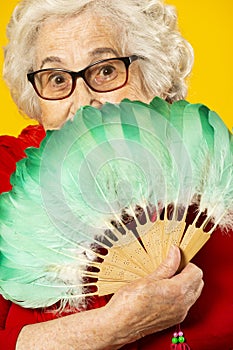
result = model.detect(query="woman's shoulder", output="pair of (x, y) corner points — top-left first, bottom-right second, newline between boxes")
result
(0, 124), (45, 150)
(0, 125), (45, 194)
(17, 124), (45, 149)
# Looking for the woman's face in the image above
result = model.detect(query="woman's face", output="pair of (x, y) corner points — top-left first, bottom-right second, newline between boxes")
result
(35, 12), (153, 130)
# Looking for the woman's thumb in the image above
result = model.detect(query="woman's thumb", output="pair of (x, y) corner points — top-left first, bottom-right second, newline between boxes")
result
(150, 245), (181, 280)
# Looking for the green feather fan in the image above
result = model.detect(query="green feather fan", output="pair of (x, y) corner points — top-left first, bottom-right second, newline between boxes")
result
(0, 97), (232, 309)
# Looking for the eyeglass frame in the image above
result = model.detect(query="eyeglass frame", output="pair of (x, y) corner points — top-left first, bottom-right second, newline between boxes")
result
(27, 55), (140, 101)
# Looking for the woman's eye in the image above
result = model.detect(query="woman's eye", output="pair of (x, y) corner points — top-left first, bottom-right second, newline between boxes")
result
(49, 74), (66, 85)
(42, 72), (72, 92)
(99, 65), (116, 77)
(92, 64), (118, 85)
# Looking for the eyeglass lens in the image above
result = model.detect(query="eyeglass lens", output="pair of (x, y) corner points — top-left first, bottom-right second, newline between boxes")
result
(33, 59), (127, 99)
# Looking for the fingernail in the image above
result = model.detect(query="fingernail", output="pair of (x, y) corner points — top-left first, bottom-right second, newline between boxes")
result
(168, 244), (176, 258)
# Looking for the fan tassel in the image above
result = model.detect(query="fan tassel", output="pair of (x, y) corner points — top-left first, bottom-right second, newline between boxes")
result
(170, 327), (191, 350)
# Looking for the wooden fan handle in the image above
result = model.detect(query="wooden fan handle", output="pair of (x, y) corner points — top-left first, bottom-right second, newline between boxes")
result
(179, 226), (211, 270)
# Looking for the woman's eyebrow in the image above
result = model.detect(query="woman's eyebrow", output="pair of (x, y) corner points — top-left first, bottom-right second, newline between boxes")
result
(40, 56), (62, 69)
(88, 47), (119, 58)
(39, 48), (119, 70)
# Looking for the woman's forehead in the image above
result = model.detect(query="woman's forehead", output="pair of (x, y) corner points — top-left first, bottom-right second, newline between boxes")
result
(35, 13), (122, 70)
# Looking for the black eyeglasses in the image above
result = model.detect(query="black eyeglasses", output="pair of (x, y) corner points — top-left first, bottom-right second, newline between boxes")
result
(27, 55), (140, 101)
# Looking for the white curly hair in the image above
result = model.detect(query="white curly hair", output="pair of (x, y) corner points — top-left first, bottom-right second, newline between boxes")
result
(3, 0), (194, 120)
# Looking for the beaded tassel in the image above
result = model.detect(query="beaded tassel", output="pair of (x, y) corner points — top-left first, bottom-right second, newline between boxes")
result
(170, 327), (191, 349)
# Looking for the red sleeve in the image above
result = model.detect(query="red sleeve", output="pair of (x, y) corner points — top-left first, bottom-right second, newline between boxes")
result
(0, 125), (45, 350)
(0, 295), (23, 350)
(0, 295), (60, 350)
(0, 125), (45, 193)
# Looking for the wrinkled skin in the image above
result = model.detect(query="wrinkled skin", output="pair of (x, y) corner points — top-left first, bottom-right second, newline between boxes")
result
(35, 13), (151, 130)
(17, 12), (204, 350)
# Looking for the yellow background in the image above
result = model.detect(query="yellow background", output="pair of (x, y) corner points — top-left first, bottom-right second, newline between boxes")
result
(0, 0), (232, 136)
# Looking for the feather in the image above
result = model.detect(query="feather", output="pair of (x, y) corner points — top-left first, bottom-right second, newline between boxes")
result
(0, 97), (232, 309)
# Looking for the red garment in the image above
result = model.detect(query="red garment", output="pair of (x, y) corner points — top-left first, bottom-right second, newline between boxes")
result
(0, 125), (46, 194)
(0, 125), (233, 350)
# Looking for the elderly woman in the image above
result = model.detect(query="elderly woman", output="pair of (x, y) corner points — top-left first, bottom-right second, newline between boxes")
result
(0, 0), (232, 349)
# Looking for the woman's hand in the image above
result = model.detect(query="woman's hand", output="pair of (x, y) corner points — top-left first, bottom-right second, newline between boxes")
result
(16, 246), (203, 350)
(105, 245), (204, 345)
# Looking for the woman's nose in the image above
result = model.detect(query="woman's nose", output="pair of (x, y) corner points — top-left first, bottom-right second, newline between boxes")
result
(71, 79), (103, 112)
(90, 99), (103, 108)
